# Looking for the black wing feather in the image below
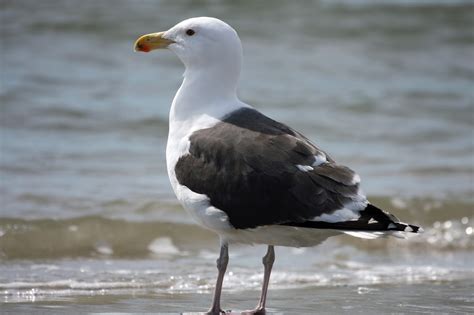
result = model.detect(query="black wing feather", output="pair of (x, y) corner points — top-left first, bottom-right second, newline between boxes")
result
(175, 107), (420, 233)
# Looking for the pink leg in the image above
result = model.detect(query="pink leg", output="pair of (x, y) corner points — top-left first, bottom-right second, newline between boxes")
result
(206, 243), (229, 315)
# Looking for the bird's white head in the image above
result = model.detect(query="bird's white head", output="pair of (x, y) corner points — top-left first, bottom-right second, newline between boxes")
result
(135, 17), (246, 117)
(135, 17), (242, 83)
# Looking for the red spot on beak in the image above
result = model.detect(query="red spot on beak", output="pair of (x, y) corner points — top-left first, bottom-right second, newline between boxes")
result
(136, 43), (150, 53)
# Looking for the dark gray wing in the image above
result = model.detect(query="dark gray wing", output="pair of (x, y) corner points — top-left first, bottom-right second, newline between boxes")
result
(175, 107), (420, 233)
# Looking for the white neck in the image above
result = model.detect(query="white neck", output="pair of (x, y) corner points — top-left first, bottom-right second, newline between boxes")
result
(170, 57), (245, 123)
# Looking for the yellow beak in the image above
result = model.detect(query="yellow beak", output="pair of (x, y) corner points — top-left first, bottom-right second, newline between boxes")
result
(134, 32), (174, 53)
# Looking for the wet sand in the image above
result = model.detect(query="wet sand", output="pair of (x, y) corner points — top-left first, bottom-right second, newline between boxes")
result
(3, 280), (473, 314)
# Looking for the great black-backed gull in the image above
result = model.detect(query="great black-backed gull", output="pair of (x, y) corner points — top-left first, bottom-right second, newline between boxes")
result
(134, 17), (421, 314)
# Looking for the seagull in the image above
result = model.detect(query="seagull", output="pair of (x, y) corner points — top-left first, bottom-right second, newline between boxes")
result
(134, 17), (421, 314)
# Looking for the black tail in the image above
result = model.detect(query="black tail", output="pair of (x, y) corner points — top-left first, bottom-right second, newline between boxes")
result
(282, 204), (422, 233)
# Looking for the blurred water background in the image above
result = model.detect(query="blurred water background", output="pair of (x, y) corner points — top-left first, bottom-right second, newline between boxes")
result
(1, 0), (473, 313)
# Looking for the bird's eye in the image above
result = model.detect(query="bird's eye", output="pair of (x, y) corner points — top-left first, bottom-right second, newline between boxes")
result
(186, 29), (195, 36)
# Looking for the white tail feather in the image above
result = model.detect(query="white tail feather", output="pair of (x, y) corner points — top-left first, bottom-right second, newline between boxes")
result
(344, 231), (406, 239)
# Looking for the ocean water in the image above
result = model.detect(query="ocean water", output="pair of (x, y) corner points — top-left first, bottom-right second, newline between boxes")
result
(1, 0), (473, 314)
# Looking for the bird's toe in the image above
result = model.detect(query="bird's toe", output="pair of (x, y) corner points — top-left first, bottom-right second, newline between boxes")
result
(241, 307), (266, 315)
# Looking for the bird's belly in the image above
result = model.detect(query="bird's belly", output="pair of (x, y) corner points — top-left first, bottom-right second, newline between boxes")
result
(173, 182), (233, 233)
(221, 225), (341, 247)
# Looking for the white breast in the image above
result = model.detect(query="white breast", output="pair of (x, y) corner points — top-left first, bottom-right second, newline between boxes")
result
(166, 114), (218, 193)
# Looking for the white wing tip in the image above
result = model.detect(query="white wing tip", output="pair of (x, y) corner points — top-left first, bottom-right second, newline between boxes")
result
(296, 164), (314, 172)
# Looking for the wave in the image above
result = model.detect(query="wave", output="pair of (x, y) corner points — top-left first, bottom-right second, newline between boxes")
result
(0, 203), (472, 260)
(0, 216), (216, 259)
(1, 260), (471, 303)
